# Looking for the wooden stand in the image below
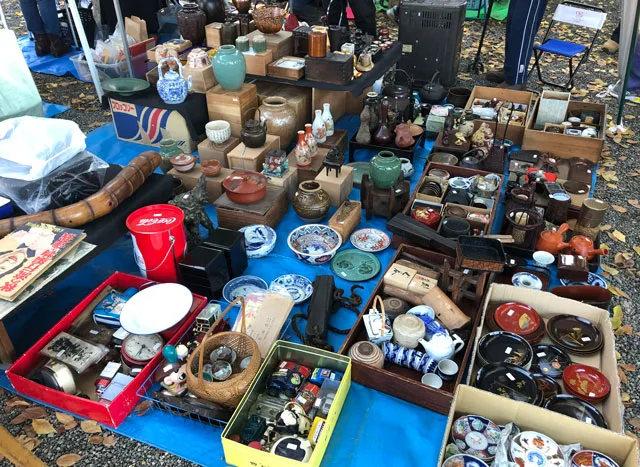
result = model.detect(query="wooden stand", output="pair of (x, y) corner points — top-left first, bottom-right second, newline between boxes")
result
(328, 200), (362, 241)
(227, 135), (280, 171)
(349, 133), (424, 163)
(215, 185), (288, 229)
(206, 83), (258, 137)
(183, 65), (217, 93)
(246, 30), (293, 60)
(266, 167), (298, 200)
(361, 174), (410, 220)
(205, 23), (223, 48)
(318, 128), (349, 157)
(243, 50), (273, 76)
(433, 131), (471, 157)
(168, 165), (233, 203)
(315, 165), (353, 207)
(287, 147), (328, 183)
(198, 137), (241, 167)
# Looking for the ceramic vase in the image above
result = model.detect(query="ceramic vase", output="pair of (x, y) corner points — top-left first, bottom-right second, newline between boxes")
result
(292, 181), (330, 222)
(294, 130), (312, 167)
(304, 124), (318, 159)
(373, 102), (392, 145)
(348, 341), (384, 368)
(258, 97), (296, 149)
(198, 0), (226, 24)
(370, 150), (401, 189)
(212, 45), (246, 91)
(159, 138), (182, 173)
(322, 103), (334, 137)
(312, 109), (327, 143)
(177, 3), (207, 46)
(356, 105), (372, 144)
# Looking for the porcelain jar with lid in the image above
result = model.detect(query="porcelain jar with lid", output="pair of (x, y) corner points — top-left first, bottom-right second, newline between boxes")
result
(392, 314), (425, 349)
(157, 58), (192, 105)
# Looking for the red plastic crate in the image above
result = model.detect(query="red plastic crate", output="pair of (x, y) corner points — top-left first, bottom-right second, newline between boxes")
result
(6, 272), (206, 428)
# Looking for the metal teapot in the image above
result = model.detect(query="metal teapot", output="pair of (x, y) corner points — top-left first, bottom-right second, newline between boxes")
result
(418, 71), (446, 104)
(382, 69), (413, 99)
(241, 108), (267, 148)
(157, 58), (192, 105)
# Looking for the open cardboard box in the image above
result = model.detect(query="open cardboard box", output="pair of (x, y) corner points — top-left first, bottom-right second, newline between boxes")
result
(438, 385), (639, 466)
(466, 284), (624, 433)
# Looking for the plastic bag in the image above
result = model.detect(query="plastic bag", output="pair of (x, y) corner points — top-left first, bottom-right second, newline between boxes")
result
(0, 151), (109, 214)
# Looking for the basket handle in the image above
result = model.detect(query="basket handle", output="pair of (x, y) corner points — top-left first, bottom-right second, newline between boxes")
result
(195, 296), (247, 386)
(372, 295), (387, 335)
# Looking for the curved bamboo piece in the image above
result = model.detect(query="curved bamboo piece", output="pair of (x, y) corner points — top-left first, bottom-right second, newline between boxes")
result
(0, 151), (161, 238)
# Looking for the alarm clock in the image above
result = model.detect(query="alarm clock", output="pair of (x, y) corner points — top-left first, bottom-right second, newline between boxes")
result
(120, 333), (164, 369)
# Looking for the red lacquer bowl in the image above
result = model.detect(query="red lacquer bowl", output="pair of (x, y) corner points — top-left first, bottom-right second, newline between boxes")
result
(494, 302), (541, 336)
(562, 363), (611, 403)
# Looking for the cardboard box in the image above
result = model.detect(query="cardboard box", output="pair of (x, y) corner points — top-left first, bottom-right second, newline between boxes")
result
(183, 64), (217, 93)
(168, 165), (232, 203)
(266, 166), (298, 200)
(243, 50), (273, 76)
(227, 135), (280, 171)
(6, 272), (207, 428)
(466, 284), (624, 433)
(206, 83), (259, 137)
(222, 341), (351, 467)
(439, 385), (639, 467)
(198, 136), (241, 167)
(256, 84), (312, 134)
(523, 100), (606, 163)
(315, 165), (354, 207)
(245, 30), (293, 60)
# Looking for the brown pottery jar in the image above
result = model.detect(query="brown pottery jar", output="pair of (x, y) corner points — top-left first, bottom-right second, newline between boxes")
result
(257, 97), (296, 149)
(177, 3), (207, 46)
(292, 181), (330, 222)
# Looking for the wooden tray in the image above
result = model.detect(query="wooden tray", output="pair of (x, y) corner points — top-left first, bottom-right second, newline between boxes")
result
(267, 56), (305, 80)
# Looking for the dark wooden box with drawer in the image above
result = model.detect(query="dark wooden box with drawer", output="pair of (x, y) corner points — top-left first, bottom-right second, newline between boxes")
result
(305, 53), (354, 85)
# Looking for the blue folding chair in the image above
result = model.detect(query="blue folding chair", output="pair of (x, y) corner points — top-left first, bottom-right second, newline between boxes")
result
(530, 1), (607, 90)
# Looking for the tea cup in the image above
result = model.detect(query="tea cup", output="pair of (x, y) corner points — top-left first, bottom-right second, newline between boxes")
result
(421, 373), (443, 389)
(436, 359), (459, 381)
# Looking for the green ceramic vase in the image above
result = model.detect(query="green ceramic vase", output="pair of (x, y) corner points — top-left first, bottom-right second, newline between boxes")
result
(212, 45), (246, 91)
(370, 151), (401, 189)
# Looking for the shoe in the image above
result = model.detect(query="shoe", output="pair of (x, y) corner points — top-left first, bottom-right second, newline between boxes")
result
(497, 82), (526, 90)
(34, 33), (50, 57)
(387, 6), (399, 24)
(49, 34), (71, 58)
(602, 39), (619, 55)
(486, 68), (505, 83)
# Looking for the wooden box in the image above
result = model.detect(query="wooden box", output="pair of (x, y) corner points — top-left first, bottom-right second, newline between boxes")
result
(257, 84), (312, 134)
(243, 50), (273, 76)
(266, 167), (298, 199)
(168, 165), (232, 203)
(522, 100), (605, 163)
(146, 39), (192, 61)
(328, 200), (362, 241)
(215, 185), (288, 229)
(183, 65), (217, 93)
(206, 83), (259, 137)
(246, 30), (293, 60)
(197, 137), (241, 167)
(287, 147), (327, 182)
(305, 53), (354, 85)
(205, 23), (223, 48)
(315, 165), (354, 207)
(312, 89), (346, 123)
(227, 134), (280, 171)
(338, 245), (484, 415)
(534, 90), (571, 130)
(318, 128), (349, 157)
(267, 56), (305, 80)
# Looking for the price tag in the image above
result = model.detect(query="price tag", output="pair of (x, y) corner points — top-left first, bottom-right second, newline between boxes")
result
(537, 352), (546, 358)
(505, 347), (513, 355)
(90, 329), (99, 335)
(506, 373), (515, 381)
(287, 443), (298, 450)
(585, 417), (592, 424)
(582, 336), (592, 342)
(507, 309), (515, 317)
(589, 392), (596, 397)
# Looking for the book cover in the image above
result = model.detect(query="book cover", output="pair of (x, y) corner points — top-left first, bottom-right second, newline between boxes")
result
(0, 222), (86, 301)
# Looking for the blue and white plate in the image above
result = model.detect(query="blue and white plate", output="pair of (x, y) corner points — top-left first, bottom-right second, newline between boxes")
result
(512, 272), (543, 290)
(560, 272), (608, 288)
(269, 274), (313, 304)
(239, 224), (277, 258)
(222, 276), (268, 303)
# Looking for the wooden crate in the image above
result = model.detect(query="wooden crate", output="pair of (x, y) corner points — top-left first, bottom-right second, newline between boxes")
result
(256, 84), (312, 133)
(315, 165), (354, 207)
(266, 167), (298, 199)
(197, 137), (241, 167)
(245, 30), (293, 60)
(205, 23), (223, 49)
(267, 56), (305, 80)
(287, 147), (328, 182)
(243, 50), (273, 76)
(215, 185), (288, 229)
(168, 165), (233, 203)
(183, 65), (217, 93)
(206, 83), (258, 137)
(227, 134), (280, 171)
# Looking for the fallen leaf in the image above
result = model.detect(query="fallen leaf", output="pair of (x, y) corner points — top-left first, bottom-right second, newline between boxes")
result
(620, 363), (636, 372)
(630, 417), (640, 429)
(103, 435), (117, 446)
(600, 224), (612, 231)
(32, 419), (56, 435)
(609, 285), (631, 299)
(612, 205), (628, 213)
(132, 400), (153, 417)
(618, 366), (627, 384)
(88, 435), (103, 445)
(80, 420), (101, 434)
(612, 230), (626, 242)
(56, 453), (83, 467)
(64, 421), (78, 431)
(6, 397), (31, 408)
(611, 305), (623, 330)
(10, 406), (48, 424)
(600, 263), (619, 276)
(56, 412), (75, 425)
(629, 199), (640, 207)
(616, 350), (622, 360)
(622, 392), (631, 402)
(633, 246), (640, 256)
(615, 325), (633, 336)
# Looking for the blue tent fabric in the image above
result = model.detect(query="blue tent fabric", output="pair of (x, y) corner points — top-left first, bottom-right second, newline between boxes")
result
(18, 35), (80, 79)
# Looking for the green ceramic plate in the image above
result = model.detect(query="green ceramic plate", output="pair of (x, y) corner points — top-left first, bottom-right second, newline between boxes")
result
(347, 162), (370, 187)
(331, 249), (381, 282)
(102, 78), (150, 96)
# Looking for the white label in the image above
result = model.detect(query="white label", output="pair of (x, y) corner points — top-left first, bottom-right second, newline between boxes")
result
(113, 327), (129, 340)
(163, 363), (173, 372)
(585, 417), (592, 424)
(57, 350), (65, 357)
(90, 329), (99, 335)
(581, 336), (591, 342)
(506, 373), (515, 381)
(507, 309), (515, 317)
(578, 190), (585, 194)
(537, 352), (547, 358)
(505, 347), (513, 355)
(286, 443), (298, 450)
(279, 361), (287, 369)
(588, 392), (596, 397)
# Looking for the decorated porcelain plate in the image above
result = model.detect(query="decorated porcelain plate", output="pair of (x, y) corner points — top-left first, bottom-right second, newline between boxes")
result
(547, 315), (603, 354)
(350, 228), (391, 252)
(510, 431), (565, 467)
(269, 274), (313, 304)
(239, 224), (277, 258)
(511, 272), (543, 290)
(530, 344), (572, 379)
(476, 362), (541, 405)
(442, 454), (489, 467)
(560, 272), (608, 288)
(222, 276), (268, 303)
(450, 415), (501, 461)
(571, 450), (620, 467)
(347, 162), (370, 187)
(544, 395), (607, 428)
(493, 302), (541, 336)
(331, 249), (381, 282)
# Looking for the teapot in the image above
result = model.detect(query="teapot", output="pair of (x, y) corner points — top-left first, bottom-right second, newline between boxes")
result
(157, 58), (192, 105)
(535, 223), (570, 255)
(418, 71), (446, 104)
(382, 69), (413, 99)
(241, 108), (267, 148)
(561, 235), (609, 261)
(419, 332), (464, 361)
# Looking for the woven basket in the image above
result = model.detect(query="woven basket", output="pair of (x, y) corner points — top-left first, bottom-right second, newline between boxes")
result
(186, 297), (261, 408)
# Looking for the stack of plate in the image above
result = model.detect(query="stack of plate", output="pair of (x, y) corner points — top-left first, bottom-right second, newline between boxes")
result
(544, 394), (607, 428)
(510, 431), (565, 466)
(491, 302), (546, 344)
(450, 415), (501, 463)
(476, 362), (542, 405)
(547, 315), (603, 355)
(530, 344), (572, 379)
(562, 363), (611, 404)
(477, 331), (533, 370)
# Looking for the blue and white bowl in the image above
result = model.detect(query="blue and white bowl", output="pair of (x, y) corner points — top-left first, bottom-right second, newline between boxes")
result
(269, 274), (313, 304)
(512, 272), (543, 290)
(222, 275), (268, 303)
(287, 224), (342, 265)
(239, 224), (277, 258)
(560, 272), (608, 288)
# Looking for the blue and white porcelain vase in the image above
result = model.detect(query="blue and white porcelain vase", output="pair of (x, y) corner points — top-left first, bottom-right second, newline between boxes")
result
(382, 341), (437, 374)
(157, 58), (192, 105)
(212, 45), (246, 91)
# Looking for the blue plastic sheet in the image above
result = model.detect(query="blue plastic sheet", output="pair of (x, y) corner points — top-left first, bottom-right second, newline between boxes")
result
(18, 35), (80, 79)
(42, 102), (70, 118)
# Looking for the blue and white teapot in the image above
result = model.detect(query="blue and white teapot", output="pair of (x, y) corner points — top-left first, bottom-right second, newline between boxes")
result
(157, 57), (192, 105)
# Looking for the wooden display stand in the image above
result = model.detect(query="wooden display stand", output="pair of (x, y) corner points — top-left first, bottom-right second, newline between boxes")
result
(246, 30), (293, 60)
(318, 128), (349, 157)
(227, 135), (280, 171)
(315, 165), (354, 207)
(266, 167), (298, 199)
(183, 65), (217, 93)
(198, 136), (241, 167)
(206, 83), (258, 137)
(433, 131), (471, 157)
(215, 185), (288, 229)
(168, 165), (232, 203)
(287, 147), (328, 183)
(205, 23), (223, 48)
(243, 50), (273, 76)
(329, 200), (362, 240)
(361, 174), (410, 220)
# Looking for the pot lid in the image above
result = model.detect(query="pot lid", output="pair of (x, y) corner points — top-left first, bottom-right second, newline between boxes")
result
(126, 204), (185, 234)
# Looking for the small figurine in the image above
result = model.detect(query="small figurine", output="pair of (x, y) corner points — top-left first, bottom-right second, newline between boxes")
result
(169, 174), (215, 246)
(442, 112), (454, 146)
(454, 132), (467, 146)
(323, 147), (345, 177)
(471, 122), (494, 156)
(263, 149), (289, 177)
(356, 105), (372, 144)
(161, 364), (188, 396)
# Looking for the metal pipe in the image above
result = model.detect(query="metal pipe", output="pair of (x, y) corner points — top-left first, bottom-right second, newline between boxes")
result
(67, 0), (104, 100)
(112, 0), (135, 78)
(64, 0), (80, 49)
(617, 2), (640, 125)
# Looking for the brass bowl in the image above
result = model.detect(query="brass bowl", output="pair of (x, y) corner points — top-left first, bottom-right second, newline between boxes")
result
(252, 6), (286, 34)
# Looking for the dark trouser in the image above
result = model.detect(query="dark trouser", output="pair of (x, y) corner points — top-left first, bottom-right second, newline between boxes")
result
(292, 0), (325, 25)
(19, 0), (60, 35)
(504, 0), (548, 85)
(324, 0), (377, 36)
(611, 22), (621, 43)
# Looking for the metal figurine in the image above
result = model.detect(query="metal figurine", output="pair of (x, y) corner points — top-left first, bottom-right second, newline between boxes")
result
(169, 174), (215, 246)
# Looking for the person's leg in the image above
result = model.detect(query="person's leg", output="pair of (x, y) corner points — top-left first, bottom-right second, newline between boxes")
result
(348, 0), (377, 36)
(324, 0), (348, 29)
(35, 0), (60, 35)
(19, 0), (51, 56)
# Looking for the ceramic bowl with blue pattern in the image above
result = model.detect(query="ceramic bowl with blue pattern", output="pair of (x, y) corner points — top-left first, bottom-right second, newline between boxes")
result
(560, 272), (607, 288)
(222, 275), (268, 303)
(239, 224), (277, 258)
(287, 224), (342, 265)
(269, 274), (313, 304)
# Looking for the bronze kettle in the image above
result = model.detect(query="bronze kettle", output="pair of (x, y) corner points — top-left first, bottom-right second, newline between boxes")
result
(241, 108), (267, 148)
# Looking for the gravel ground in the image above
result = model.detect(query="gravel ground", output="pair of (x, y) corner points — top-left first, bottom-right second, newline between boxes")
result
(1, 0), (640, 465)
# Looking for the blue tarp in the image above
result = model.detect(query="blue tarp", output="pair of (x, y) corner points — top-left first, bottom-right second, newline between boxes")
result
(42, 102), (69, 117)
(18, 35), (80, 79)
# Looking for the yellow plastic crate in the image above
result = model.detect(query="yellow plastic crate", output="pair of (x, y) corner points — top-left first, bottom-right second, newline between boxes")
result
(221, 341), (352, 467)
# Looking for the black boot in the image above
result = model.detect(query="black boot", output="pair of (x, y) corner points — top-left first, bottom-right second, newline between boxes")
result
(49, 34), (71, 58)
(34, 33), (50, 56)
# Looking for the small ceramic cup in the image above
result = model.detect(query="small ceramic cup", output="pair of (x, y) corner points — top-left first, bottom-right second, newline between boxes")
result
(436, 359), (459, 381)
(421, 373), (443, 389)
(533, 250), (555, 268)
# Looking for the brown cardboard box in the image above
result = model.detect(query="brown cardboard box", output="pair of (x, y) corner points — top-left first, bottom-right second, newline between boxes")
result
(206, 84), (259, 137)
(266, 167), (298, 200)
(245, 30), (293, 60)
(439, 385), (639, 467)
(227, 135), (280, 171)
(243, 50), (273, 76)
(168, 165), (232, 203)
(183, 65), (217, 93)
(467, 284), (624, 433)
(197, 137), (240, 167)
(315, 165), (354, 207)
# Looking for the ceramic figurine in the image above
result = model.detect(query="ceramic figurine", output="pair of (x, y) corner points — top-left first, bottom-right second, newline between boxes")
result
(263, 149), (289, 177)
(394, 123), (415, 148)
(322, 103), (334, 137)
(161, 364), (188, 396)
(187, 48), (211, 68)
(157, 58), (192, 105)
(312, 109), (327, 143)
(471, 122), (493, 156)
(304, 123), (318, 159)
(356, 105), (372, 144)
(294, 130), (312, 168)
(457, 111), (476, 138)
(169, 174), (215, 246)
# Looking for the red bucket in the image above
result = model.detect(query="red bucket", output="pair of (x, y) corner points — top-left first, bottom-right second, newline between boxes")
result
(126, 204), (187, 283)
